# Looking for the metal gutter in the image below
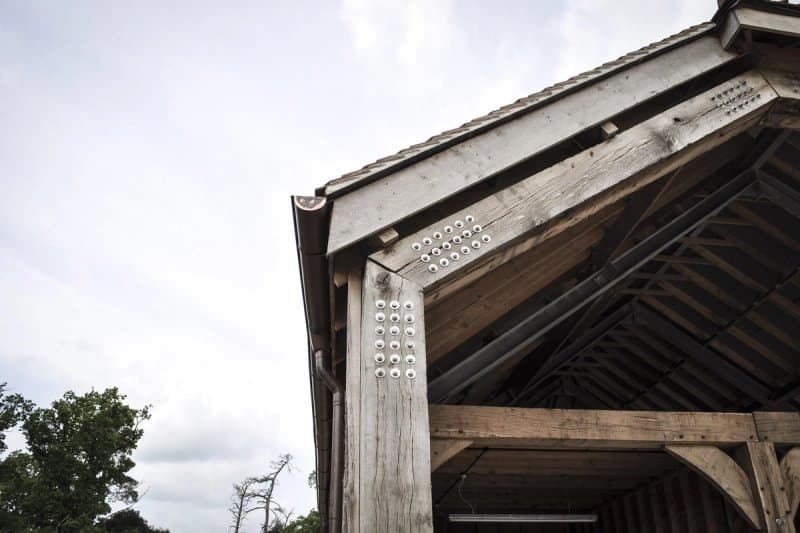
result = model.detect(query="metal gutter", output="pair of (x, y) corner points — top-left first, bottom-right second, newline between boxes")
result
(292, 196), (337, 532)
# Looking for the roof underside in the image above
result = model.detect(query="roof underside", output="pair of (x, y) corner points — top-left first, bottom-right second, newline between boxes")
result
(427, 130), (800, 522)
(298, 0), (800, 528)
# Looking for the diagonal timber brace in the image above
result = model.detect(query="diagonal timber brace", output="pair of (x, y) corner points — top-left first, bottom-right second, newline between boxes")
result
(427, 167), (758, 403)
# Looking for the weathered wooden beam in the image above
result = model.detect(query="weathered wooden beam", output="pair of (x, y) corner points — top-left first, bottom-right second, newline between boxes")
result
(428, 405), (758, 450)
(430, 439), (472, 472)
(754, 412), (800, 445)
(373, 70), (776, 297)
(665, 444), (761, 529)
(426, 166), (756, 404)
(781, 448), (800, 523)
(343, 262), (432, 532)
(721, 7), (800, 50)
(758, 171), (800, 220)
(327, 33), (738, 254)
(740, 442), (796, 533)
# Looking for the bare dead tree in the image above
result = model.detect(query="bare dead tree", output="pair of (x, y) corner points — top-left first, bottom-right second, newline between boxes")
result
(246, 454), (294, 533)
(229, 477), (256, 533)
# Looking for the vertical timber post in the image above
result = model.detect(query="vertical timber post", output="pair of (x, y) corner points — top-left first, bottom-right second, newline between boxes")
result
(343, 260), (433, 532)
(742, 442), (796, 533)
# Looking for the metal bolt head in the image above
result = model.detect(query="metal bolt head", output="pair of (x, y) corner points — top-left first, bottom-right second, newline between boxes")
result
(444, 225), (453, 233)
(375, 312), (385, 322)
(376, 299), (386, 309)
(374, 353), (385, 363)
(389, 313), (400, 322)
(375, 326), (385, 335)
(389, 325), (400, 336)
(411, 242), (421, 251)
(482, 234), (491, 243)
(428, 264), (438, 273)
(421, 254), (430, 262)
(405, 354), (416, 364)
(403, 300), (414, 310)
(375, 368), (386, 378)
(390, 368), (401, 378)
(454, 220), (464, 228)
(389, 353), (401, 364)
(442, 242), (452, 250)
(390, 300), (400, 309)
(422, 237), (432, 245)
(405, 327), (415, 336)
(406, 369), (417, 379)
(389, 340), (400, 350)
(433, 231), (442, 239)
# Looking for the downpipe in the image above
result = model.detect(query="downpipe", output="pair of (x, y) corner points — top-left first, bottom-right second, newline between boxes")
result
(315, 349), (343, 533)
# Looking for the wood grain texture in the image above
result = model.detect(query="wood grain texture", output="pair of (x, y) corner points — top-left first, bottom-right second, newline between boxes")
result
(327, 36), (738, 254)
(722, 7), (800, 49)
(372, 70), (777, 294)
(344, 261), (432, 532)
(754, 412), (800, 445)
(428, 405), (759, 449)
(780, 448), (800, 523)
(342, 271), (362, 532)
(666, 444), (761, 529)
(424, 225), (600, 362)
(743, 441), (795, 533)
(429, 439), (471, 472)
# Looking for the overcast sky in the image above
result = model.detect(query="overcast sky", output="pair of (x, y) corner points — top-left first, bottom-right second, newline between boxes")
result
(0, 1), (716, 531)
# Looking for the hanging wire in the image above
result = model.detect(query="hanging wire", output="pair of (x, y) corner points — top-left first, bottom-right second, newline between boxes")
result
(457, 474), (476, 515)
(434, 448), (487, 507)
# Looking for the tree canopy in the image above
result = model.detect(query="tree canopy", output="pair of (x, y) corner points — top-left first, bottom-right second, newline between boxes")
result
(0, 385), (155, 532)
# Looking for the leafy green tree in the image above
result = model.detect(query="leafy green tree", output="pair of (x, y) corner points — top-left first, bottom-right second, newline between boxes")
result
(0, 383), (33, 453)
(96, 508), (170, 533)
(283, 509), (320, 533)
(0, 387), (151, 532)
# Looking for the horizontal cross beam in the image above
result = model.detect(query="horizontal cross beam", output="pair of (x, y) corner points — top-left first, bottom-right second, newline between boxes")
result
(429, 405), (759, 449)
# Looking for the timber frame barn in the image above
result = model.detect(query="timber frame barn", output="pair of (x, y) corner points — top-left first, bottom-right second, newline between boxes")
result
(293, 1), (800, 531)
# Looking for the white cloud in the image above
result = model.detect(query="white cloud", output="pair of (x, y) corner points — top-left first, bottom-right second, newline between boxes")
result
(340, 0), (456, 70)
(0, 1), (723, 531)
(555, 0), (716, 81)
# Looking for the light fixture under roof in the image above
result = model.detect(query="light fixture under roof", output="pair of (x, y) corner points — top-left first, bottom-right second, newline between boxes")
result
(448, 514), (598, 523)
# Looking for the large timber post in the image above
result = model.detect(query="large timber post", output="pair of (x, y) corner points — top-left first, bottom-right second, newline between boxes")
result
(342, 260), (433, 532)
(741, 442), (797, 533)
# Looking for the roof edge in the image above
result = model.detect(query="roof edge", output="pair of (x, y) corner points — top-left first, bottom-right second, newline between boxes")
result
(320, 21), (717, 199)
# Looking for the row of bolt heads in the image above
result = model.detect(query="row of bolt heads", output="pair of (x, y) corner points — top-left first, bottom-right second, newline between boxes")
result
(374, 299), (416, 379)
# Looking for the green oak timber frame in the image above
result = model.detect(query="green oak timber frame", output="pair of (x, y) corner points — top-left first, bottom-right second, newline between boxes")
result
(293, 1), (800, 531)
